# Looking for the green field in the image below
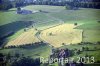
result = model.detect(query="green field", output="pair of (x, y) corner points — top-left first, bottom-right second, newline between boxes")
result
(0, 44), (51, 58)
(76, 21), (100, 42)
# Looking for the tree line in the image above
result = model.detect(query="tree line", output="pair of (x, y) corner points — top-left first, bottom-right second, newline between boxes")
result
(0, 0), (100, 10)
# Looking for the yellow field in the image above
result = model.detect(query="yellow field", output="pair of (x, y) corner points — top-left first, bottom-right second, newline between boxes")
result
(40, 24), (83, 47)
(5, 29), (40, 47)
(5, 24), (83, 48)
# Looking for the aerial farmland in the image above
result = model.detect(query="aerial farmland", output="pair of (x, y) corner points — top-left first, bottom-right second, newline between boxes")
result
(0, 3), (100, 66)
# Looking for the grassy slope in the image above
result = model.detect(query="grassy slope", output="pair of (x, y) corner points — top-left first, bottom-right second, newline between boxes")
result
(0, 5), (64, 26)
(0, 44), (51, 58)
(76, 21), (100, 42)
(7, 29), (24, 41)
(0, 10), (23, 26)
(83, 30), (100, 42)
(76, 21), (100, 30)
(49, 8), (100, 22)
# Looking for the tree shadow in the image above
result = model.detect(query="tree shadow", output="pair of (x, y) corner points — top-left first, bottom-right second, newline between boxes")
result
(0, 21), (35, 39)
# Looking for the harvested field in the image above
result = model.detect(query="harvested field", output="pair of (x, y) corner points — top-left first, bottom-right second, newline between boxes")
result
(5, 29), (40, 47)
(40, 24), (83, 47)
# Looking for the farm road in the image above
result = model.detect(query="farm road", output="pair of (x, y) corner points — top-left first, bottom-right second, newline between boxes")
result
(35, 13), (65, 46)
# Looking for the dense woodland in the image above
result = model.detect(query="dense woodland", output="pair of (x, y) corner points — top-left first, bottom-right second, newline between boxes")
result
(0, 0), (100, 10)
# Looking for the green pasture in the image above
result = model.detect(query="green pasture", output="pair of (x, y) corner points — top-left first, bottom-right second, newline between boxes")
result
(49, 8), (100, 22)
(76, 21), (100, 42)
(0, 44), (51, 58)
